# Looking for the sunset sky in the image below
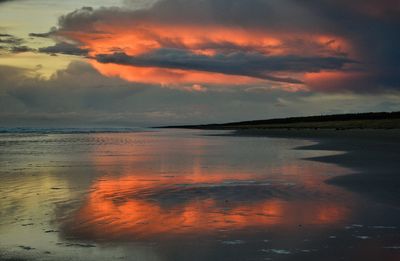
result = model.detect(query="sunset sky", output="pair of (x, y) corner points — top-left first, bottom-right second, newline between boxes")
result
(1, 0), (400, 127)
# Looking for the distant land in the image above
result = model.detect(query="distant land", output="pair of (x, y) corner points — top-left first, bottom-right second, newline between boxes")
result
(160, 111), (400, 130)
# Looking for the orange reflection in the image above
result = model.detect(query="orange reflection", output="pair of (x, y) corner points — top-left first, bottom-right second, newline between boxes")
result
(60, 133), (351, 240)
(64, 173), (349, 240)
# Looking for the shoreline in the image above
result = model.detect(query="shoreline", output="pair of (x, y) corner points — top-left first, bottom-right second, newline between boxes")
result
(158, 111), (400, 130)
(227, 129), (400, 206)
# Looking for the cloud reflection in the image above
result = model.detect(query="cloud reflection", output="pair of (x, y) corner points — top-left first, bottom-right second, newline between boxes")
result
(63, 173), (349, 240)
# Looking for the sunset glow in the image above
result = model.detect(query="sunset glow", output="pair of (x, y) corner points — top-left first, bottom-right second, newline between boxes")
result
(57, 23), (353, 88)
(1, 1), (400, 260)
(64, 174), (349, 240)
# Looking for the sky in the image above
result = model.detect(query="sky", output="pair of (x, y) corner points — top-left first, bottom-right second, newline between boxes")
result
(0, 0), (400, 127)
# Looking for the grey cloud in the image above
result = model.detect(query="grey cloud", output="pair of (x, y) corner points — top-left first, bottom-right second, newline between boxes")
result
(123, 0), (158, 10)
(1, 61), (400, 127)
(10, 45), (34, 53)
(0, 35), (23, 45)
(96, 49), (354, 84)
(29, 27), (57, 38)
(57, 1), (320, 33)
(29, 32), (52, 38)
(39, 42), (89, 56)
(0, 34), (33, 53)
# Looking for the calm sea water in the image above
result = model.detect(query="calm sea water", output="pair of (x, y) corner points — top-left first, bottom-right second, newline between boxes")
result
(0, 129), (399, 260)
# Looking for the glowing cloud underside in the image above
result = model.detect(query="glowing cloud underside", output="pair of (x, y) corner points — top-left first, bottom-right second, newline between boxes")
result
(58, 20), (354, 90)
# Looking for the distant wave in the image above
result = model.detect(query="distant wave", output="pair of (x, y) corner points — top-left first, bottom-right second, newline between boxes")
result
(0, 127), (149, 134)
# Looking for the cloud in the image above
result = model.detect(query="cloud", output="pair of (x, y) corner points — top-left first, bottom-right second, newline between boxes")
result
(29, 28), (57, 38)
(1, 61), (400, 127)
(39, 42), (89, 56)
(1, 0), (399, 127)
(45, 0), (399, 93)
(0, 33), (34, 53)
(96, 49), (353, 84)
(123, 0), (158, 10)
(44, 0), (400, 92)
(0, 34), (23, 45)
(10, 45), (35, 53)
(1, 0), (398, 94)
(47, 1), (353, 90)
(57, 1), (319, 32)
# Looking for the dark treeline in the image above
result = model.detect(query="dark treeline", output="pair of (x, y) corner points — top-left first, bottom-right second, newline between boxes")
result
(160, 111), (400, 129)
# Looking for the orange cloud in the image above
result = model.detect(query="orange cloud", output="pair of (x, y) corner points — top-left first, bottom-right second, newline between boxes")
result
(65, 24), (283, 56)
(304, 71), (369, 92)
(58, 21), (353, 90)
(90, 60), (264, 86)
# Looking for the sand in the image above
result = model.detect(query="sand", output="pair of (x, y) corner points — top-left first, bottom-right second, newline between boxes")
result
(230, 129), (400, 206)
(1, 129), (400, 260)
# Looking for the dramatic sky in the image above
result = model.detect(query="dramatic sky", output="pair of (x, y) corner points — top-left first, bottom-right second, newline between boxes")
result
(1, 0), (400, 127)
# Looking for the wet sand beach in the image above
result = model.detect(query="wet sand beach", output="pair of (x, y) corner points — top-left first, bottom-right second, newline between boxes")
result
(230, 129), (400, 206)
(0, 129), (399, 261)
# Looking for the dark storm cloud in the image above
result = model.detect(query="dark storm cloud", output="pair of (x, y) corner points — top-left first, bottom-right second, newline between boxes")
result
(52, 0), (400, 92)
(39, 42), (89, 56)
(297, 0), (400, 90)
(96, 49), (353, 84)
(57, 1), (320, 33)
(59, 0), (399, 33)
(1, 62), (400, 127)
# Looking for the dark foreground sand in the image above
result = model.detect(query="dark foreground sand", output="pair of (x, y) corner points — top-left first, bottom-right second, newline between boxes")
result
(231, 129), (400, 206)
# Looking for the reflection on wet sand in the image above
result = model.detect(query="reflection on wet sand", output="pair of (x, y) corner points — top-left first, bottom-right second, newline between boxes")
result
(57, 132), (352, 241)
(63, 171), (350, 240)
(3, 131), (399, 261)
